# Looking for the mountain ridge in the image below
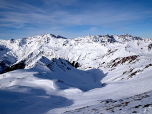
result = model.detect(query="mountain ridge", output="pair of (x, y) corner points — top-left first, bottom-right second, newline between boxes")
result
(0, 33), (152, 114)
(0, 33), (150, 73)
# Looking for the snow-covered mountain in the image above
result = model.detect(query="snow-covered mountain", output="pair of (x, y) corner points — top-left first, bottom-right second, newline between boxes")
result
(0, 33), (152, 114)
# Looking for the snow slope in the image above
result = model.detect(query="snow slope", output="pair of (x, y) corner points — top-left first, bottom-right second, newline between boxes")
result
(0, 33), (152, 114)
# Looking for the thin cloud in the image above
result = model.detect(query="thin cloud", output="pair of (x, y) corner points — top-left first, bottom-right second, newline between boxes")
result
(0, 0), (152, 39)
(143, 20), (152, 26)
(90, 27), (97, 31)
(44, 0), (77, 6)
(0, 0), (152, 28)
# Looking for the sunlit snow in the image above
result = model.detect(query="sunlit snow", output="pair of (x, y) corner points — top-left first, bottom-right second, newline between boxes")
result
(0, 33), (152, 114)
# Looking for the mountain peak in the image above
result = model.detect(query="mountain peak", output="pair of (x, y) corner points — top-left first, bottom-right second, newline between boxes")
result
(0, 33), (152, 114)
(41, 33), (67, 39)
(123, 33), (131, 36)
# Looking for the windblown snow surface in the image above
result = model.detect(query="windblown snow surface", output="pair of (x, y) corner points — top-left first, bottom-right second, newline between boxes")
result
(0, 33), (152, 114)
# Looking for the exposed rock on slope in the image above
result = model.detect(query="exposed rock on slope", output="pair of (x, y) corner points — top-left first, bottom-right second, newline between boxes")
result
(148, 43), (152, 51)
(0, 33), (152, 114)
(63, 91), (152, 114)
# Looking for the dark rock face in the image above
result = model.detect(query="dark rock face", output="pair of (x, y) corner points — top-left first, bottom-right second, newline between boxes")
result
(1, 56), (81, 74)
(0, 61), (9, 74)
(50, 34), (67, 39)
(107, 38), (116, 43)
(38, 57), (78, 72)
(10, 39), (15, 43)
(0, 45), (8, 51)
(148, 43), (152, 51)
(0, 58), (13, 74)
(3, 61), (25, 73)
(107, 55), (139, 68)
(0, 47), (4, 51)
(145, 63), (152, 68)
(19, 38), (27, 46)
(52, 58), (79, 70)
(70, 61), (80, 68)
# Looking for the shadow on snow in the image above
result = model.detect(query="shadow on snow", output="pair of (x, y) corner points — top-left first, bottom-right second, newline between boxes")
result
(0, 87), (73, 114)
(0, 57), (108, 114)
(32, 57), (108, 92)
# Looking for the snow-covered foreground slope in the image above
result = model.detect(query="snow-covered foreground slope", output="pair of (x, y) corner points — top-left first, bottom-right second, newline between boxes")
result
(63, 91), (152, 114)
(0, 33), (152, 114)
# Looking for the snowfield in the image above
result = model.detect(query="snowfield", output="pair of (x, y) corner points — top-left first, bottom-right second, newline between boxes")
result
(0, 33), (152, 114)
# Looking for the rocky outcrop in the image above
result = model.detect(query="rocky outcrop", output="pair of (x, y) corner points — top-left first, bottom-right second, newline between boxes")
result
(106, 55), (139, 68)
(3, 61), (25, 73)
(148, 43), (152, 51)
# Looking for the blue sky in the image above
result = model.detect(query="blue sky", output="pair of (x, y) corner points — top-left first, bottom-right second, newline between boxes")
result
(0, 0), (152, 40)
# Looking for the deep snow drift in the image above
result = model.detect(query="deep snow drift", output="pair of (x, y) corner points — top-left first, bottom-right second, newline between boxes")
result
(0, 33), (152, 114)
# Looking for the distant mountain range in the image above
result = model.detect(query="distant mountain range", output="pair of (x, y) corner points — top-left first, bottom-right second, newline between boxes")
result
(0, 33), (152, 114)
